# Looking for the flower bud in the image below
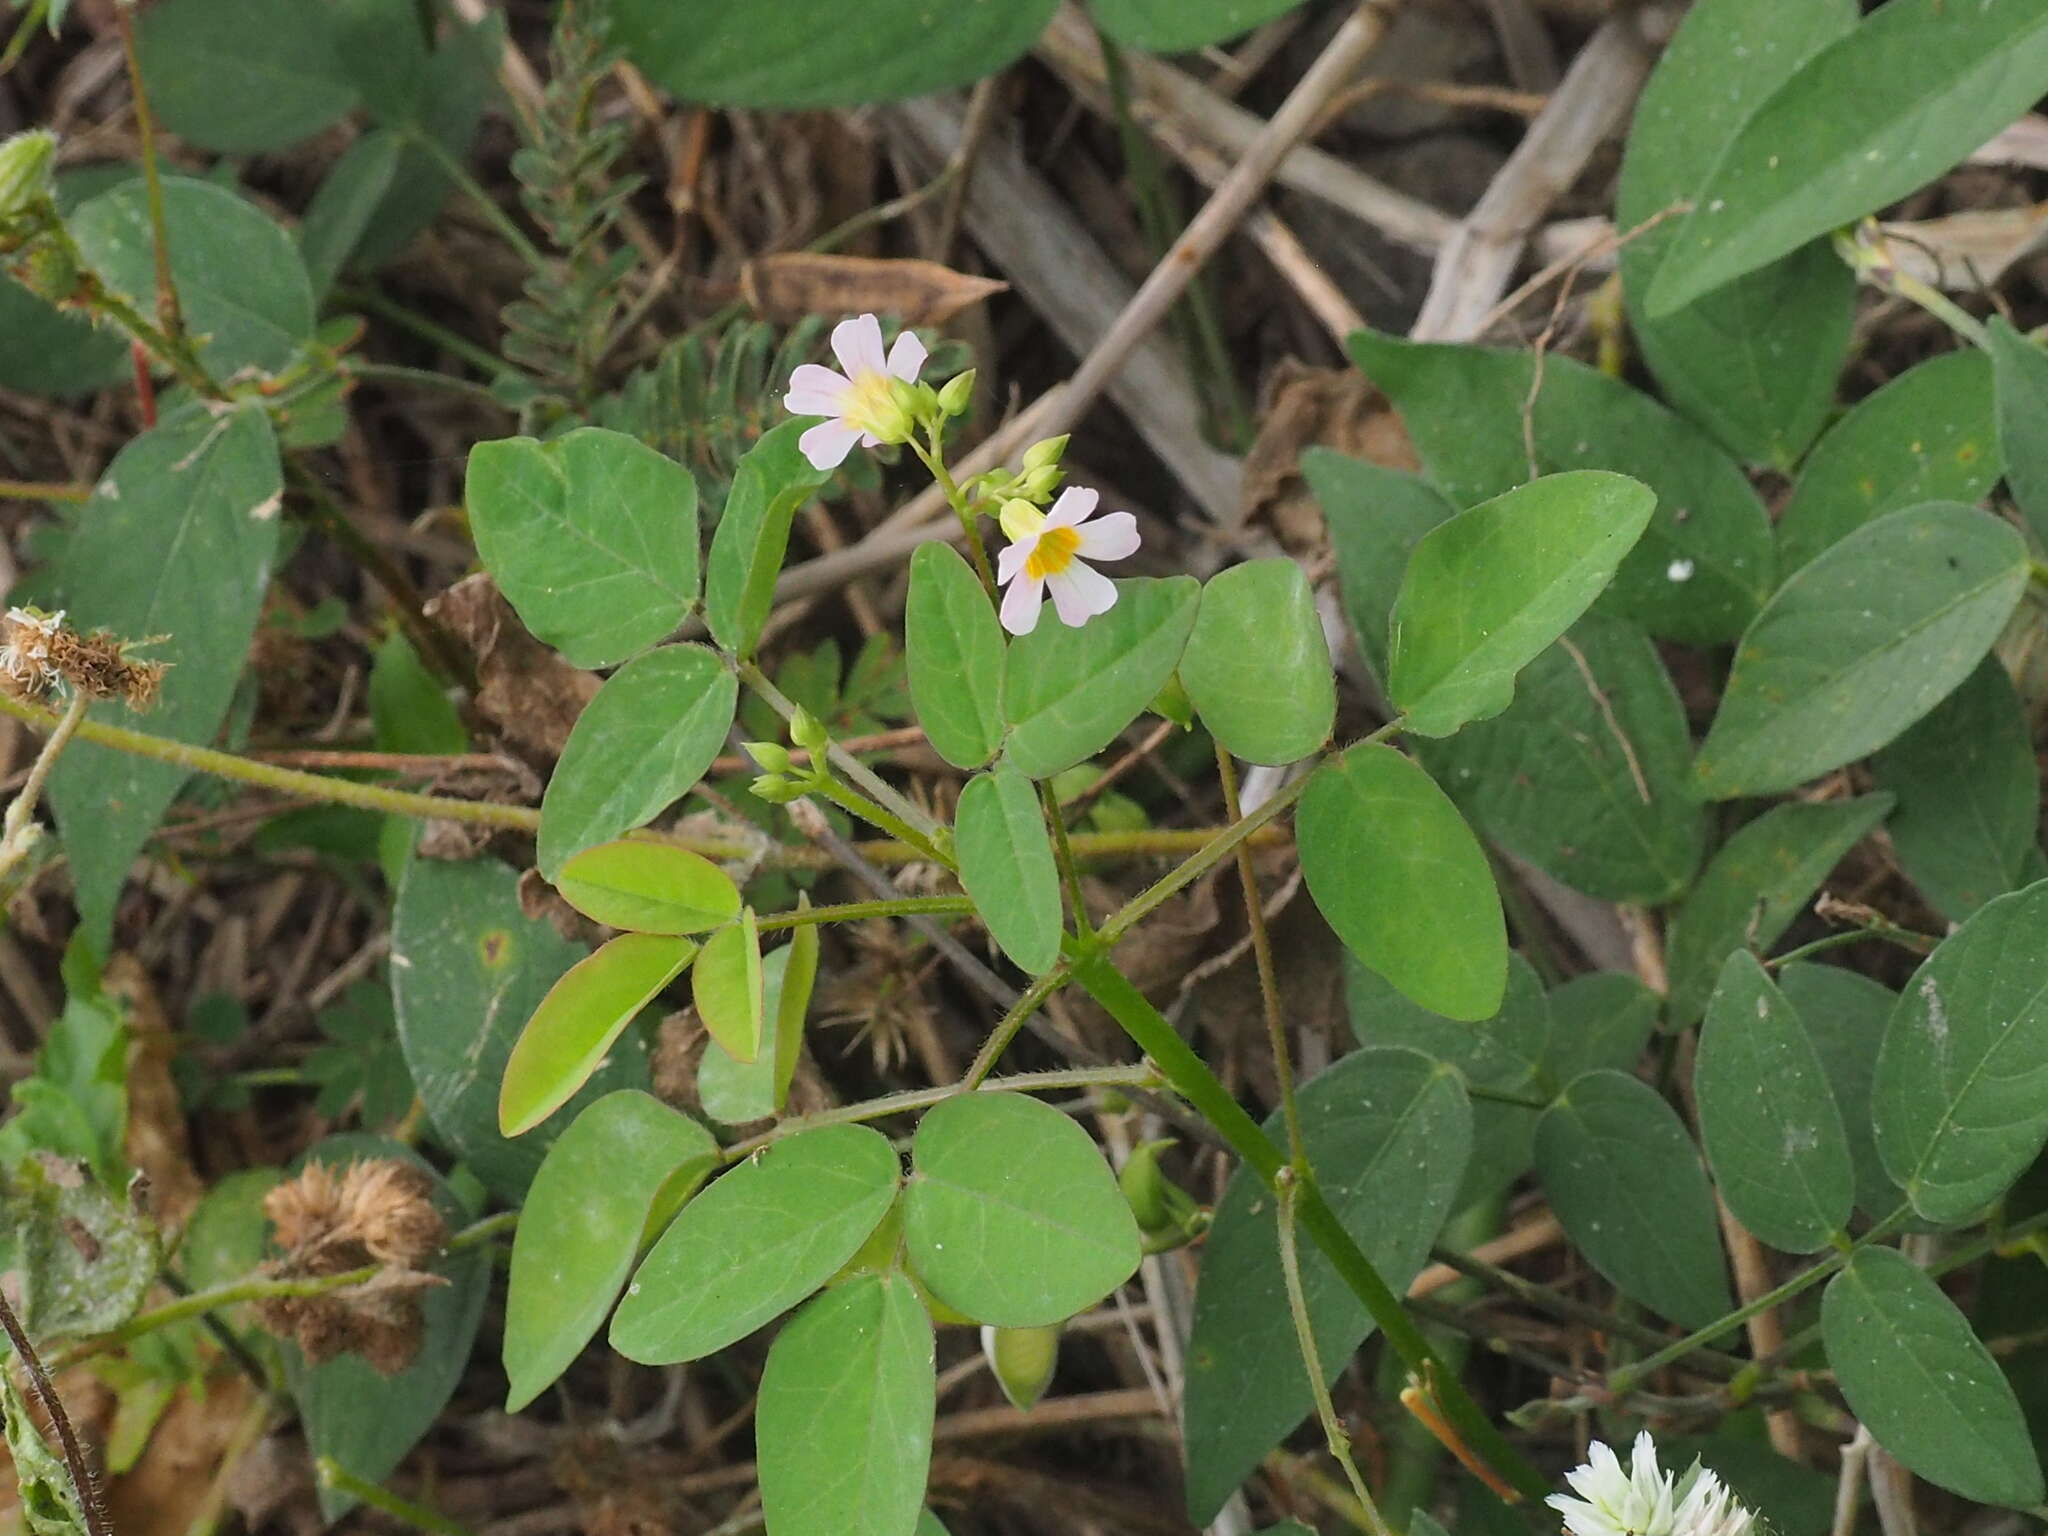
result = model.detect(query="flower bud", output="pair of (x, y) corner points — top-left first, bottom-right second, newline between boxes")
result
(744, 740), (792, 774)
(980, 1323), (1059, 1411)
(1021, 434), (1069, 472)
(0, 130), (56, 224)
(788, 707), (828, 754)
(936, 368), (976, 418)
(9, 236), (78, 306)
(1119, 1139), (1176, 1231)
(749, 774), (803, 805)
(1010, 464), (1063, 504)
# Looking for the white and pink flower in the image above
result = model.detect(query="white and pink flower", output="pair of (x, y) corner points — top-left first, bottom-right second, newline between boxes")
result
(995, 487), (1139, 636)
(782, 313), (927, 471)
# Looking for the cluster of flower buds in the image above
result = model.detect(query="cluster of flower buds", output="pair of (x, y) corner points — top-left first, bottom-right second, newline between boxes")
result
(743, 706), (832, 805)
(964, 431), (1068, 510)
(1118, 1138), (1207, 1248)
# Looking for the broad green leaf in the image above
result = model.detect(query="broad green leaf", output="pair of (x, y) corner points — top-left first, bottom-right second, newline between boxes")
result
(1647, 1), (2048, 316)
(392, 851), (648, 1203)
(906, 543), (1004, 770)
(1696, 952), (1852, 1252)
(299, 130), (403, 297)
(1662, 795), (1893, 1026)
(328, 0), (429, 118)
(499, 934), (695, 1138)
(71, 178), (314, 377)
(1823, 1247), (2043, 1508)
(1873, 658), (2037, 922)
(1873, 880), (2048, 1223)
(1417, 614), (1703, 903)
(696, 943), (793, 1126)
(1695, 503), (2027, 799)
(368, 631), (464, 756)
(1180, 559), (1333, 763)
(1542, 971), (1659, 1088)
(609, 1123), (899, 1363)
(1350, 330), (1773, 643)
(1089, 0), (1303, 52)
(1987, 316), (2048, 547)
(465, 428), (699, 669)
(615, 0), (1052, 106)
(692, 910), (763, 1063)
(1298, 743), (1505, 1022)
(704, 422), (831, 659)
(954, 762), (1062, 976)
(554, 840), (741, 936)
(1535, 1070), (1731, 1328)
(1305, 449), (1455, 684)
(902, 1092), (1141, 1326)
(0, 1157), (155, 1342)
(1778, 963), (1901, 1223)
(1003, 576), (1199, 779)
(47, 404), (282, 953)
(1614, 0), (1857, 468)
(135, 0), (356, 152)
(1183, 1049), (1470, 1523)
(503, 1091), (716, 1411)
(757, 1273), (935, 1536)
(0, 171), (130, 396)
(537, 644), (736, 878)
(1775, 350), (2000, 576)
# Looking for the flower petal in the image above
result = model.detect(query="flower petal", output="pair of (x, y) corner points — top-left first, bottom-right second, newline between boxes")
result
(784, 363), (851, 418)
(1075, 510), (1139, 563)
(1000, 571), (1045, 636)
(886, 329), (928, 381)
(1045, 560), (1117, 627)
(1043, 485), (1099, 529)
(798, 419), (862, 471)
(831, 313), (887, 380)
(997, 534), (1033, 584)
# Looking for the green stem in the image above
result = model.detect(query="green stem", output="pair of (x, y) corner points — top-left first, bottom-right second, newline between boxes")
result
(0, 689), (87, 884)
(1042, 779), (1094, 943)
(114, 2), (185, 349)
(406, 129), (547, 270)
(961, 962), (1075, 1088)
(754, 895), (972, 932)
(347, 361), (510, 407)
(336, 286), (516, 379)
(911, 435), (996, 592)
(315, 1459), (475, 1536)
(807, 772), (953, 872)
(0, 481), (90, 504)
(1216, 741), (1304, 1167)
(1766, 918), (1937, 970)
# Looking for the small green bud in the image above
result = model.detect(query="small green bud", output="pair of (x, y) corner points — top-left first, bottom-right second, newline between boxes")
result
(981, 1324), (1060, 1411)
(1149, 674), (1195, 730)
(0, 130), (57, 224)
(1020, 434), (1069, 472)
(1119, 1139), (1177, 1232)
(936, 368), (976, 418)
(1010, 464), (1062, 503)
(750, 774), (804, 805)
(788, 707), (829, 754)
(744, 740), (792, 774)
(9, 236), (77, 306)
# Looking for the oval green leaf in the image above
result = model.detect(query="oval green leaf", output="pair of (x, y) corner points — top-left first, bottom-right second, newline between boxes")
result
(1180, 559), (1334, 763)
(555, 839), (742, 936)
(1778, 962), (1902, 1224)
(135, 0), (358, 153)
(692, 910), (763, 1063)
(906, 542), (1005, 770)
(697, 943), (793, 1126)
(1988, 316), (2048, 548)
(955, 762), (1063, 976)
(1306, 449), (1455, 685)
(1089, 0), (1303, 52)
(776, 907), (819, 1109)
(704, 421), (831, 659)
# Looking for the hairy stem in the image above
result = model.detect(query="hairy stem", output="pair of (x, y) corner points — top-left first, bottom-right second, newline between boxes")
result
(114, 2), (184, 348)
(315, 1459), (475, 1536)
(0, 1283), (113, 1536)
(0, 689), (87, 885)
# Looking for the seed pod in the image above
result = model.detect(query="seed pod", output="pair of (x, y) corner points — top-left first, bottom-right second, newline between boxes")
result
(980, 1323), (1059, 1410)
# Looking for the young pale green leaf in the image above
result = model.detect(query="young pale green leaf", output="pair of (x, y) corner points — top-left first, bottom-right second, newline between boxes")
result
(134, 0), (357, 153)
(696, 905), (819, 1126)
(499, 934), (694, 1138)
(1304, 449), (1455, 684)
(1986, 316), (2048, 547)
(1823, 1247), (2044, 1509)
(1778, 963), (1901, 1223)
(757, 1273), (935, 1536)
(503, 1091), (716, 1411)
(554, 840), (741, 936)
(1387, 471), (1654, 737)
(609, 1123), (900, 1363)
(775, 907), (819, 1109)
(393, 851), (648, 1203)
(298, 129), (403, 297)
(1647, 2), (2048, 316)
(1417, 614), (1703, 904)
(1615, 0), (1857, 469)
(1003, 576), (1199, 779)
(1350, 330), (1773, 643)
(1542, 971), (1659, 1089)
(906, 542), (1005, 769)
(704, 421), (832, 659)
(1775, 350), (2000, 575)
(537, 644), (737, 878)
(47, 404), (282, 954)
(1695, 503), (2027, 800)
(1873, 880), (2048, 1223)
(692, 910), (763, 1063)
(1179, 559), (1333, 763)
(902, 1092), (1140, 1326)
(1873, 658), (2038, 922)
(1299, 743), (1505, 1022)
(1535, 1070), (1731, 1329)
(954, 762), (1063, 975)
(466, 428), (699, 670)
(1182, 1049), (1470, 1524)
(1662, 795), (1893, 1026)
(1090, 0), (1303, 52)
(1696, 952), (1852, 1253)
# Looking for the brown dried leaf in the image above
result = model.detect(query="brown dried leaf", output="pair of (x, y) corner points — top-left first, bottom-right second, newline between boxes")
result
(425, 575), (598, 763)
(740, 253), (1007, 328)
(105, 1374), (260, 1536)
(103, 957), (205, 1233)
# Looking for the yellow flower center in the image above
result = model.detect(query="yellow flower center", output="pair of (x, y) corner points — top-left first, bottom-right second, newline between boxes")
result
(1025, 524), (1081, 580)
(841, 370), (903, 439)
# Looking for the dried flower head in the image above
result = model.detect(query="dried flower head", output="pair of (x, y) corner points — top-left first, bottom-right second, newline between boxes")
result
(0, 607), (62, 696)
(0, 607), (167, 709)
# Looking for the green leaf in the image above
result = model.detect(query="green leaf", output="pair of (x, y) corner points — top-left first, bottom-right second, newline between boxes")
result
(391, 851), (648, 1203)
(1088, 0), (1304, 52)
(1305, 449), (1455, 684)
(692, 910), (764, 1064)
(1696, 952), (1852, 1252)
(71, 178), (314, 377)
(954, 762), (1063, 976)
(609, 1123), (899, 1363)
(1298, 743), (1505, 1022)
(615, 0), (1053, 107)
(1614, 0), (1857, 468)
(3, 1369), (88, 1536)
(465, 427), (699, 669)
(503, 1091), (716, 1411)
(554, 840), (741, 937)
(0, 171), (130, 397)
(1823, 1247), (2043, 1508)
(1873, 658), (2038, 922)
(1349, 329), (1773, 644)
(299, 130), (403, 298)
(537, 644), (736, 878)
(306, 979), (413, 1128)
(1534, 1070), (1731, 1328)
(1774, 350), (2001, 576)
(1417, 614), (1703, 903)
(1872, 879), (2048, 1223)
(776, 912), (819, 1110)
(902, 1092), (1141, 1326)
(1694, 503), (2027, 799)
(47, 404), (282, 954)
(368, 631), (465, 756)
(1987, 316), (2048, 547)
(1662, 795), (1893, 1026)
(1180, 559), (1334, 763)
(696, 944), (794, 1126)
(1182, 1048), (1470, 1524)
(0, 1156), (155, 1342)
(1003, 576), (1200, 779)
(704, 421), (831, 659)
(756, 1273), (935, 1536)
(1778, 963), (1901, 1223)
(1542, 970), (1659, 1088)
(134, 0), (356, 152)
(500, 934), (695, 1138)
(1646, 1), (2048, 316)
(906, 543), (1005, 770)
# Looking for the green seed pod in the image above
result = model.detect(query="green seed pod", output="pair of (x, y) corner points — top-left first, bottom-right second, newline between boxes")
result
(980, 1323), (1060, 1411)
(1118, 1138), (1177, 1232)
(0, 130), (57, 224)
(936, 368), (976, 418)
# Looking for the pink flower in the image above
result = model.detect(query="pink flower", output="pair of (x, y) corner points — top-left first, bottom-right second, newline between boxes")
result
(782, 313), (927, 471)
(995, 487), (1140, 636)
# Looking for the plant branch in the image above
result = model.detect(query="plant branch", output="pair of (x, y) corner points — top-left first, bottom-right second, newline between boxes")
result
(1216, 742), (1304, 1166)
(113, 1), (184, 347)
(0, 1285), (113, 1536)
(0, 688), (87, 885)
